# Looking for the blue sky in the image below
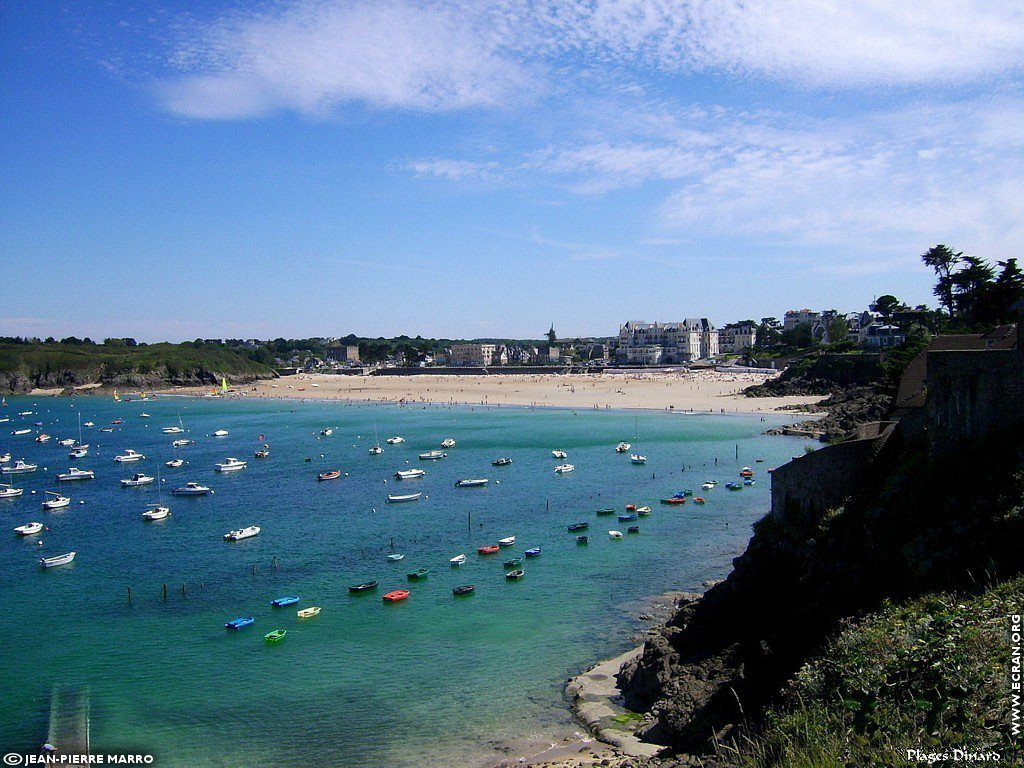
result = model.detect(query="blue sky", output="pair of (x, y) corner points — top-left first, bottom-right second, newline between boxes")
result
(2, 1), (1023, 342)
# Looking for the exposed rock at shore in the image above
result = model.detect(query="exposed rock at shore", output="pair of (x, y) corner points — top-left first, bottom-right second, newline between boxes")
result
(778, 384), (893, 441)
(0, 369), (274, 395)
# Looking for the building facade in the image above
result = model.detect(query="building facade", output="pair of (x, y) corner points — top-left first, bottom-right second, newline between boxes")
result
(615, 320), (719, 364)
(719, 322), (757, 354)
(325, 345), (360, 363)
(449, 343), (498, 366)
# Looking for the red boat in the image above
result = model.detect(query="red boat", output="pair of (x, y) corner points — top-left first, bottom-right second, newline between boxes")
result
(739, 467), (754, 477)
(317, 470), (341, 481)
(477, 545), (500, 555)
(660, 497), (686, 505)
(625, 503), (637, 511)
(382, 590), (410, 602)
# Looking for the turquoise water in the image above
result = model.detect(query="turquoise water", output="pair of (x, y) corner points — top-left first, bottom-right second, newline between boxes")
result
(0, 396), (807, 766)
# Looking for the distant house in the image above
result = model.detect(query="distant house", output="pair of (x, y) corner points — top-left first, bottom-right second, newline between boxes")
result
(449, 343), (498, 366)
(616, 319), (718, 364)
(859, 322), (905, 349)
(784, 309), (820, 331)
(325, 345), (360, 364)
(719, 322), (757, 354)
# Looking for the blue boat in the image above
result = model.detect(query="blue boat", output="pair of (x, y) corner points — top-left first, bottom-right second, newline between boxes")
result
(524, 547), (541, 557)
(225, 617), (254, 630)
(618, 513), (638, 522)
(271, 596), (299, 607)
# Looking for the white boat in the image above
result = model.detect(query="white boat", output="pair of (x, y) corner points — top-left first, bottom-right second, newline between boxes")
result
(386, 553), (405, 561)
(18, 411), (32, 416)
(12, 428), (32, 435)
(139, 412), (150, 418)
(165, 459), (184, 468)
(608, 530), (624, 539)
(616, 442), (631, 452)
(34, 433), (51, 443)
(162, 426), (184, 434)
(554, 464), (575, 473)
(701, 480), (718, 490)
(40, 551), (76, 568)
(418, 450), (447, 460)
(395, 469), (425, 480)
(42, 491), (71, 510)
(68, 447), (88, 459)
(498, 536), (516, 547)
(319, 428), (333, 436)
(369, 427), (382, 455)
(368, 445), (383, 455)
(630, 454), (647, 464)
(455, 478), (489, 487)
(224, 525), (260, 541)
(83, 421), (94, 427)
(171, 439), (194, 448)
(121, 473), (155, 487)
(56, 467), (95, 482)
(386, 492), (421, 503)
(551, 450), (568, 459)
(386, 436), (405, 444)
(212, 430), (229, 437)
(441, 438), (456, 448)
(14, 521), (44, 535)
(2, 459), (38, 474)
(58, 438), (75, 447)
(214, 457), (247, 472)
(115, 449), (145, 462)
(0, 483), (25, 498)
(0, 452), (10, 463)
(142, 505), (171, 521)
(172, 482), (210, 496)
(449, 554), (467, 566)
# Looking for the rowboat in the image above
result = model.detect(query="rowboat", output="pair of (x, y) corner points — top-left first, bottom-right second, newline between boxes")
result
(35, 433), (51, 443)
(386, 553), (405, 561)
(212, 430), (229, 437)
(477, 545), (500, 555)
(455, 478), (488, 487)
(524, 547), (541, 557)
(576, 535), (589, 544)
(627, 525), (640, 533)
(348, 580), (379, 592)
(702, 481), (718, 490)
(319, 428), (333, 436)
(40, 551), (76, 568)
(725, 482), (742, 491)
(418, 450), (447, 460)
(14, 522), (44, 535)
(297, 606), (321, 618)
(660, 497), (686, 505)
(608, 530), (623, 539)
(407, 568), (429, 580)
(223, 525), (260, 541)
(172, 482), (209, 495)
(41, 491), (71, 510)
(744, 478), (756, 486)
(317, 470), (342, 481)
(567, 522), (589, 532)
(449, 554), (467, 566)
(739, 467), (754, 477)
(386, 493), (421, 503)
(271, 596), (299, 607)
(255, 447), (270, 458)
(503, 557), (523, 568)
(394, 469), (425, 480)
(383, 590), (410, 602)
(452, 585), (475, 596)
(498, 536), (516, 547)
(165, 459), (184, 468)
(505, 569), (525, 580)
(553, 464), (575, 473)
(264, 629), (287, 642)
(693, 497), (706, 505)
(225, 617), (254, 630)
(492, 457), (512, 466)
(120, 473), (155, 487)
(12, 429), (32, 436)
(0, 483), (25, 498)
(618, 513), (638, 522)
(637, 506), (652, 515)
(142, 506), (170, 521)
(58, 438), (75, 447)
(114, 449), (145, 462)
(595, 508), (615, 516)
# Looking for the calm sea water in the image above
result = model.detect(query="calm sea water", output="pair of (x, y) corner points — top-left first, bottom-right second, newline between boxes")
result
(0, 395), (808, 766)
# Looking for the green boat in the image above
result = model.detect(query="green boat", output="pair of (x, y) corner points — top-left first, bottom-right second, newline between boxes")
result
(407, 568), (430, 580)
(595, 508), (615, 515)
(264, 629), (287, 642)
(503, 557), (523, 568)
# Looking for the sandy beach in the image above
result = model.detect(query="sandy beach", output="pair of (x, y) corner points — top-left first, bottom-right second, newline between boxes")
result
(160, 369), (824, 413)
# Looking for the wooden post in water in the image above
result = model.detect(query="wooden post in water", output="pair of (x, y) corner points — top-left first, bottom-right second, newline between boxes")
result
(162, 583), (167, 601)
(127, 586), (132, 604)
(181, 582), (187, 596)
(272, 556), (279, 572)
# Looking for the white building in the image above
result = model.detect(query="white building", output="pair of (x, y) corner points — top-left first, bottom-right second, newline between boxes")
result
(719, 322), (757, 354)
(449, 343), (498, 366)
(615, 320), (718, 364)
(784, 309), (820, 330)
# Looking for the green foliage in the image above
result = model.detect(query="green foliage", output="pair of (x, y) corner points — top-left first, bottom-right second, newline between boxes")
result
(920, 244), (1024, 330)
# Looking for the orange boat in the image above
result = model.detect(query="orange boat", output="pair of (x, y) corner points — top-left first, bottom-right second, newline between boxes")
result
(625, 503), (637, 511)
(317, 470), (341, 481)
(693, 497), (706, 505)
(477, 545), (500, 555)
(382, 590), (410, 602)
(739, 467), (754, 477)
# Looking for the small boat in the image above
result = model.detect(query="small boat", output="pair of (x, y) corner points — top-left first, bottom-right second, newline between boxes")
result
(319, 428), (333, 436)
(165, 459), (184, 468)
(679, 489), (694, 496)
(551, 450), (567, 459)
(618, 513), (638, 522)
(452, 585), (475, 596)
(368, 445), (383, 455)
(348, 580), (379, 592)
(114, 449), (145, 462)
(615, 442), (631, 453)
(68, 447), (88, 459)
(17, 410), (32, 416)
(56, 467), (95, 482)
(524, 547), (541, 557)
(225, 617), (254, 630)
(477, 545), (500, 555)
(121, 473), (155, 487)
(386, 492), (421, 503)
(449, 554), (467, 566)
(505, 569), (525, 580)
(567, 522), (589, 532)
(498, 536), (516, 547)
(14, 521), (44, 535)
(83, 421), (94, 427)
(162, 426), (184, 434)
(40, 551), (76, 568)
(440, 438), (456, 448)
(271, 596), (300, 607)
(35, 433), (51, 443)
(744, 478), (756, 486)
(385, 436), (405, 444)
(725, 482), (742, 491)
(264, 629), (287, 642)
(142, 506), (170, 521)
(12, 428), (32, 436)
(110, 418), (123, 425)
(418, 450), (447, 460)
(627, 525), (640, 533)
(297, 606), (321, 618)
(595, 508), (615, 516)
(1, 484), (25, 500)
(172, 439), (194, 448)
(2, 459), (37, 474)
(693, 497), (706, 505)
(660, 497), (686, 505)
(608, 530), (623, 539)
(554, 464), (575, 473)
(394, 469), (425, 480)
(637, 506), (652, 515)
(212, 430), (229, 437)
(630, 454), (647, 464)
(172, 482), (210, 495)
(492, 457), (512, 466)
(42, 491), (70, 510)
(317, 470), (342, 481)
(139, 412), (150, 418)
(739, 467), (754, 477)
(386, 553), (405, 561)
(407, 568), (430, 580)
(224, 525), (260, 541)
(503, 557), (523, 568)
(576, 535), (589, 544)
(98, 427), (114, 433)
(455, 478), (488, 487)
(255, 448), (270, 459)
(58, 438), (75, 447)
(383, 590), (410, 602)
(702, 480), (719, 490)
(625, 503), (637, 511)
(0, 452), (9, 463)
(214, 457), (247, 472)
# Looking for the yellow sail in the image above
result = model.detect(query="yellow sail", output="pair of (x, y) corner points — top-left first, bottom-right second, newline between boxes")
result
(221, 377), (229, 393)
(113, 389), (120, 402)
